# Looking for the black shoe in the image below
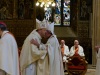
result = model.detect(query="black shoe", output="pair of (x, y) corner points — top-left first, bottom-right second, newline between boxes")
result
(64, 70), (67, 72)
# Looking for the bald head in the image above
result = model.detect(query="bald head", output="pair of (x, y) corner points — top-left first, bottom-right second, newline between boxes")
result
(61, 40), (65, 43)
(74, 40), (79, 47)
(61, 40), (65, 47)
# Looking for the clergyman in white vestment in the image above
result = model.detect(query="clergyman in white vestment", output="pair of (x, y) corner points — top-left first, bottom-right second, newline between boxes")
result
(31, 22), (64, 75)
(0, 22), (19, 75)
(70, 40), (85, 57)
(20, 19), (48, 75)
(60, 40), (70, 71)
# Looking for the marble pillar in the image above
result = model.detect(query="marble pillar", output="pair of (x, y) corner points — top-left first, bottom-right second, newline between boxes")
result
(92, 0), (100, 65)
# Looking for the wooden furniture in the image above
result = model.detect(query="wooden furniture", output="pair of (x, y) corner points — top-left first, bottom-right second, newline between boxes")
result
(67, 54), (88, 75)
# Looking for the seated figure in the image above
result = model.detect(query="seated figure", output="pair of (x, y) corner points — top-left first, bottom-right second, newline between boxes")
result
(67, 40), (87, 75)
(60, 40), (70, 71)
(69, 40), (85, 57)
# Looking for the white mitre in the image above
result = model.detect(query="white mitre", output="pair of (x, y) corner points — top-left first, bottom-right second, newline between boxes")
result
(47, 22), (54, 34)
(36, 18), (49, 29)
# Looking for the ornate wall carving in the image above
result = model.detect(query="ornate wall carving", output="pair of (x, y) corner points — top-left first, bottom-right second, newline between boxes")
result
(0, 0), (13, 19)
(18, 0), (34, 19)
(77, 21), (89, 37)
(0, 0), (36, 47)
(79, 0), (92, 20)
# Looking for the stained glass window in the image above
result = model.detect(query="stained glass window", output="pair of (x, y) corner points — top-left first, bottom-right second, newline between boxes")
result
(54, 0), (61, 25)
(45, 0), (70, 26)
(63, 0), (70, 26)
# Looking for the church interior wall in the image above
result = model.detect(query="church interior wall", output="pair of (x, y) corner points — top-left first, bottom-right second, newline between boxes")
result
(0, 0), (93, 65)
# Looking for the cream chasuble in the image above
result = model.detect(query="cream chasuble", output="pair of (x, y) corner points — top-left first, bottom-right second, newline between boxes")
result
(20, 29), (47, 75)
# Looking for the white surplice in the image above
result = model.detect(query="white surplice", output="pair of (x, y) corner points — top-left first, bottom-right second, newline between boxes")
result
(70, 45), (85, 56)
(20, 29), (47, 75)
(0, 31), (19, 75)
(60, 45), (70, 62)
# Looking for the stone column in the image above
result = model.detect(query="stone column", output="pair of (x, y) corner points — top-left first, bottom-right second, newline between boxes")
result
(92, 0), (100, 65)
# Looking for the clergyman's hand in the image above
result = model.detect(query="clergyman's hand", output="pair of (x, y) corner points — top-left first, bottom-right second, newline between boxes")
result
(30, 39), (39, 48)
